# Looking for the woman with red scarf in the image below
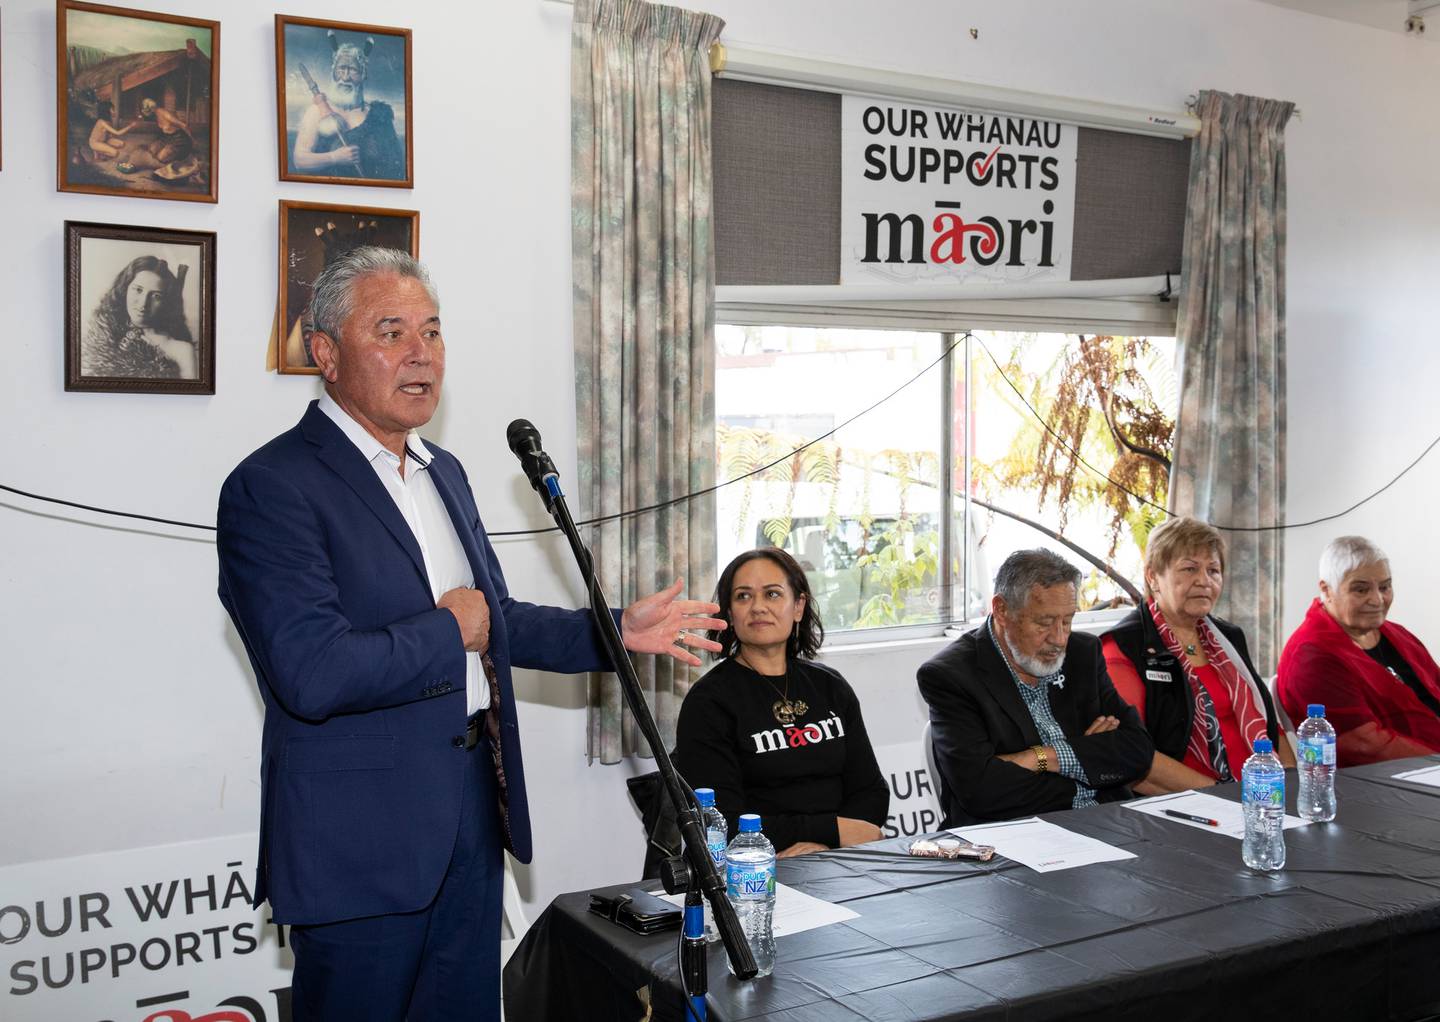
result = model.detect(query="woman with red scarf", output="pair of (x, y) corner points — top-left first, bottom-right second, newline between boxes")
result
(1103, 517), (1294, 793)
(1277, 537), (1440, 765)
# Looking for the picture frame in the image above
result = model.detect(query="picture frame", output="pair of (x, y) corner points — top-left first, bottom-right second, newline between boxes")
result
(57, 1), (219, 203)
(277, 200), (420, 375)
(65, 220), (217, 394)
(275, 15), (413, 188)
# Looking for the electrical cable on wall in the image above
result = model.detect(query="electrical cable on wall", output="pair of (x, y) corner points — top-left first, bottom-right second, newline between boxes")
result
(4, 329), (1438, 539)
(2, 332), (968, 540)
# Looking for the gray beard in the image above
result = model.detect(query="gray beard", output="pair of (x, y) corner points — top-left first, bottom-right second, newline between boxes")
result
(1009, 645), (1065, 679)
(331, 82), (365, 111)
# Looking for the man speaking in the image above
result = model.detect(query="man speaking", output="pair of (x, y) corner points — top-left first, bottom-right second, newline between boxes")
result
(217, 247), (722, 1020)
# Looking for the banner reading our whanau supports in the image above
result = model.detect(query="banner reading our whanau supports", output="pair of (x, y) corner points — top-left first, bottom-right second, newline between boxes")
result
(840, 95), (1078, 286)
(1, 835), (293, 1022)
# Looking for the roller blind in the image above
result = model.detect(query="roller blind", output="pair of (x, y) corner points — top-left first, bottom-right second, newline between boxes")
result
(713, 78), (1190, 287)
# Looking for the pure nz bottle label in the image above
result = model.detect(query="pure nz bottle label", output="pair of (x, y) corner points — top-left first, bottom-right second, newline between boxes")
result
(1244, 775), (1285, 806)
(726, 867), (775, 900)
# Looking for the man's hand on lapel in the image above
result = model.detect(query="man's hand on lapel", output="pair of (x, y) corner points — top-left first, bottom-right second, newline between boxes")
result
(621, 578), (726, 667)
(438, 586), (491, 653)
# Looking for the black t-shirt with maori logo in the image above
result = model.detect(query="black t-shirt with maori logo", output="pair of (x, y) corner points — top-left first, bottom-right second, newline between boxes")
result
(674, 657), (890, 851)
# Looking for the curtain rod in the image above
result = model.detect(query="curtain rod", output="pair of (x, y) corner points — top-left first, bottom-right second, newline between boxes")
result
(710, 44), (1199, 140)
(718, 276), (1176, 305)
(1185, 91), (1302, 122)
(548, 1), (1212, 138)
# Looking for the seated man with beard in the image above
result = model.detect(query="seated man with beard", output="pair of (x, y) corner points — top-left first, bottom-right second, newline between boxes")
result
(918, 549), (1153, 825)
(292, 32), (405, 180)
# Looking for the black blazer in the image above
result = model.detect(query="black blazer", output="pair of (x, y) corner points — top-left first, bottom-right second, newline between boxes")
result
(917, 625), (1154, 826)
(1103, 605), (1281, 765)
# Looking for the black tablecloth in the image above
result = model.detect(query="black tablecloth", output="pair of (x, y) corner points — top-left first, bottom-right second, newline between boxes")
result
(503, 757), (1440, 1021)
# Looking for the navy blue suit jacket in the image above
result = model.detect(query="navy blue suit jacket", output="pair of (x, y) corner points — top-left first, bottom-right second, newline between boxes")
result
(217, 402), (610, 925)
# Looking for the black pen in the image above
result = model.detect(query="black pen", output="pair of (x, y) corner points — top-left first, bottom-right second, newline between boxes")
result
(1163, 808), (1220, 827)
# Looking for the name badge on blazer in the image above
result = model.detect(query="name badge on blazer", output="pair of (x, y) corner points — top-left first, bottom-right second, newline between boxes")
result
(1146, 669), (1172, 683)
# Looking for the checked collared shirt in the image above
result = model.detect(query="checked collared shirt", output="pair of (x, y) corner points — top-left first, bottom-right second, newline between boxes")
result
(987, 618), (1097, 809)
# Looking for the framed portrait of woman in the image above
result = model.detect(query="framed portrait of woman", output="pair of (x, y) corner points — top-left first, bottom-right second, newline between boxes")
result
(277, 199), (418, 375)
(275, 15), (413, 188)
(65, 221), (217, 394)
(57, 1), (220, 202)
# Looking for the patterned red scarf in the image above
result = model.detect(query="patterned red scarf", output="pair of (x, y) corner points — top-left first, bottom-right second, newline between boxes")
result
(1149, 599), (1270, 778)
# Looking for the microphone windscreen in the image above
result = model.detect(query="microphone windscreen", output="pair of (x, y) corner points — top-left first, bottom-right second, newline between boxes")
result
(507, 418), (543, 457)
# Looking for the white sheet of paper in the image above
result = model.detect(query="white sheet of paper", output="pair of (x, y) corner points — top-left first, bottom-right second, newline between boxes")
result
(1391, 763), (1440, 788)
(949, 817), (1137, 873)
(658, 881), (858, 938)
(1121, 790), (1310, 840)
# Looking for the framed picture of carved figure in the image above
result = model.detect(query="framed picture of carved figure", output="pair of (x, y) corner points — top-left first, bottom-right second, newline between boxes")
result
(65, 220), (217, 394)
(275, 15), (413, 187)
(277, 200), (419, 375)
(57, 1), (219, 202)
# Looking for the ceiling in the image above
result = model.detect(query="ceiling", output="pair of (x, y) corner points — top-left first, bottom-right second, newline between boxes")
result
(1256, 0), (1436, 35)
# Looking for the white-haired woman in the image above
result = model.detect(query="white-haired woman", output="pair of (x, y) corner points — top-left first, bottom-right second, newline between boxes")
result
(1277, 536), (1440, 765)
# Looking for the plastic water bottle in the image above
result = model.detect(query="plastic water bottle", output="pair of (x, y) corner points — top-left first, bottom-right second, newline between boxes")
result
(694, 788), (728, 941)
(1242, 738), (1287, 871)
(1296, 704), (1338, 822)
(725, 813), (776, 977)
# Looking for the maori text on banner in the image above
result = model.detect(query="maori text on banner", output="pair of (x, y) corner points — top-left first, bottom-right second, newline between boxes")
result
(840, 95), (1078, 286)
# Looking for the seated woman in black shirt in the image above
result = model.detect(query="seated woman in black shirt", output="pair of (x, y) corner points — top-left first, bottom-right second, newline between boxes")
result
(674, 548), (890, 857)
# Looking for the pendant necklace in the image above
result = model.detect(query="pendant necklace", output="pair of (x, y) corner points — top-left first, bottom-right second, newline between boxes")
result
(738, 652), (808, 725)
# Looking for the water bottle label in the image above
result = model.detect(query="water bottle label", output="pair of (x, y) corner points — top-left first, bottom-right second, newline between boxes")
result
(1243, 774), (1284, 806)
(726, 866), (775, 901)
(1302, 736), (1336, 766)
(707, 836), (727, 870)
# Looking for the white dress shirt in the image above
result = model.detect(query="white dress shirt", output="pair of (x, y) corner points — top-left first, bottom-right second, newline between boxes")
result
(319, 393), (487, 715)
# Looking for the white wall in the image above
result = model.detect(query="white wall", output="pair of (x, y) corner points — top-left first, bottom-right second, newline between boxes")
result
(4, 0), (1439, 925)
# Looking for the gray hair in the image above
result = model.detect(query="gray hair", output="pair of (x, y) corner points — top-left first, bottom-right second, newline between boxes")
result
(994, 549), (1082, 612)
(309, 246), (438, 341)
(1319, 535), (1389, 591)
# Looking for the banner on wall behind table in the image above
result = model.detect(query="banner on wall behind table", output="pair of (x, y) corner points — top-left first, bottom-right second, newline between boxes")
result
(873, 741), (944, 840)
(840, 94), (1078, 286)
(0, 834), (293, 1022)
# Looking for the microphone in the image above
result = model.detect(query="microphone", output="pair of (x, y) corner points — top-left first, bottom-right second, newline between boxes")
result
(506, 418), (561, 509)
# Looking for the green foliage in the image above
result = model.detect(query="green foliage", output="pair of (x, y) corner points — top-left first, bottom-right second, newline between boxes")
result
(762, 515), (792, 547)
(854, 520), (940, 628)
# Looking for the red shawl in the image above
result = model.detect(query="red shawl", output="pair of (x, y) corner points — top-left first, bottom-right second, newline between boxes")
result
(1277, 598), (1440, 766)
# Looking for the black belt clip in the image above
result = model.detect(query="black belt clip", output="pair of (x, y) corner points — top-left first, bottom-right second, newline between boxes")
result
(464, 714), (483, 751)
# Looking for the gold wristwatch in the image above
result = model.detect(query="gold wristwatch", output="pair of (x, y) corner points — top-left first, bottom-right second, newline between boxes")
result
(1031, 745), (1049, 773)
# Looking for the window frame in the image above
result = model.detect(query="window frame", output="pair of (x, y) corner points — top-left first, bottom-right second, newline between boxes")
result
(715, 297), (1177, 647)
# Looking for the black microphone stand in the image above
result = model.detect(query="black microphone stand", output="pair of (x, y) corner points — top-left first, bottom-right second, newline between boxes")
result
(515, 445), (757, 982)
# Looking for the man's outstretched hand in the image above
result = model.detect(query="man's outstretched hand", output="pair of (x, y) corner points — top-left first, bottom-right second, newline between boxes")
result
(620, 578), (726, 667)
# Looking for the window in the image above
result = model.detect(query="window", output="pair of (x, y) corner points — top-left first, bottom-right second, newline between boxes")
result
(715, 323), (1177, 639)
